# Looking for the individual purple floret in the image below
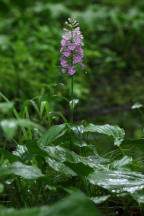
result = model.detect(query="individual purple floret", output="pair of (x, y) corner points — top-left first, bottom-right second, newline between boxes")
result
(60, 17), (84, 75)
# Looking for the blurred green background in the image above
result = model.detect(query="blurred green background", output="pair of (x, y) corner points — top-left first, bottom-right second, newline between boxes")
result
(0, 0), (144, 138)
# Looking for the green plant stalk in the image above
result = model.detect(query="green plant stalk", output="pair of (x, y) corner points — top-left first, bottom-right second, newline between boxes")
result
(70, 75), (74, 124)
(15, 178), (28, 208)
(70, 28), (74, 124)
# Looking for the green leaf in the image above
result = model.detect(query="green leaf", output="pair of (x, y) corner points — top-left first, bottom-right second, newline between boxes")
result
(25, 140), (47, 157)
(42, 145), (107, 170)
(88, 167), (144, 195)
(38, 124), (67, 147)
(90, 195), (110, 204)
(40, 101), (50, 117)
(0, 102), (14, 113)
(1, 120), (17, 139)
(84, 124), (125, 146)
(29, 99), (40, 115)
(132, 190), (144, 204)
(0, 162), (43, 180)
(42, 146), (81, 166)
(65, 162), (93, 177)
(45, 157), (77, 176)
(0, 192), (102, 216)
(11, 162), (44, 179)
(108, 156), (132, 170)
(12, 145), (28, 158)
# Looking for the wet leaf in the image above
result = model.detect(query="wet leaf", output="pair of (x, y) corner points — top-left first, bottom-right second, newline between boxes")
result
(42, 146), (80, 163)
(90, 195), (110, 204)
(25, 140), (47, 157)
(108, 156), (132, 170)
(132, 190), (144, 203)
(38, 124), (67, 147)
(65, 162), (93, 177)
(45, 157), (77, 176)
(0, 162), (43, 180)
(43, 145), (107, 170)
(88, 167), (144, 195)
(84, 124), (125, 146)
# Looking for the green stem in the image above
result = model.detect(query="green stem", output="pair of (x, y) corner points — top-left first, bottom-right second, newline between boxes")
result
(15, 178), (28, 208)
(70, 75), (74, 124)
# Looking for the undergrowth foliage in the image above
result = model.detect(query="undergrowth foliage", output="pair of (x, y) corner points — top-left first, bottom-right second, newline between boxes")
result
(0, 16), (144, 216)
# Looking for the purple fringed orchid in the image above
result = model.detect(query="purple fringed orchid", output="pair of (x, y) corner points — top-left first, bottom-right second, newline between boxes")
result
(60, 17), (84, 75)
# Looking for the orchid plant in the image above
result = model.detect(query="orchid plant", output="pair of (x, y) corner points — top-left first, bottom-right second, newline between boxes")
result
(60, 17), (84, 123)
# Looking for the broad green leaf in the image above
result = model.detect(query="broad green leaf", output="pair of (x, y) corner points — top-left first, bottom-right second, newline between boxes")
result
(90, 195), (110, 204)
(38, 124), (67, 147)
(108, 156), (132, 170)
(88, 167), (144, 195)
(11, 162), (44, 179)
(0, 162), (43, 180)
(0, 192), (102, 216)
(25, 140), (47, 157)
(43, 146), (80, 163)
(43, 145), (107, 170)
(0, 102), (14, 113)
(74, 142), (110, 163)
(12, 145), (33, 162)
(80, 155), (109, 168)
(84, 124), (125, 146)
(45, 157), (77, 176)
(65, 162), (93, 177)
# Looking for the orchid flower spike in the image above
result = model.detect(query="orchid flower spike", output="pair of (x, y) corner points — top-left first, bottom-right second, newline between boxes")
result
(60, 17), (84, 75)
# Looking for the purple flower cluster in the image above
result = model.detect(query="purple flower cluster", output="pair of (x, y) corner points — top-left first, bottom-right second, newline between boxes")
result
(60, 17), (84, 75)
